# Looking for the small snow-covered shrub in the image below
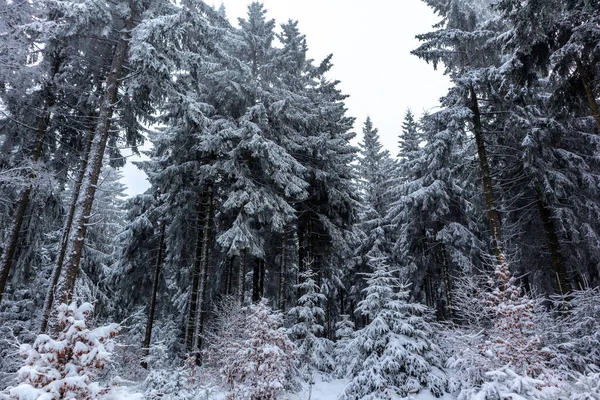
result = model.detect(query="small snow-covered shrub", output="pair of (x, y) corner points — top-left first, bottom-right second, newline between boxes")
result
(457, 366), (560, 400)
(0, 302), (142, 400)
(224, 299), (297, 400)
(549, 288), (600, 373)
(205, 298), (297, 399)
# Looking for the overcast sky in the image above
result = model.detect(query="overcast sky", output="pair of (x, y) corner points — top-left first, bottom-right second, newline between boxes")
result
(121, 0), (449, 196)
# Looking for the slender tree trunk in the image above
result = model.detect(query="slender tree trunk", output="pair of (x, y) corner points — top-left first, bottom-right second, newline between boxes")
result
(50, 4), (137, 323)
(441, 246), (453, 319)
(239, 250), (246, 304)
(536, 192), (573, 294)
(195, 184), (214, 361)
(186, 197), (206, 353)
(278, 238), (286, 312)
(252, 258), (261, 302)
(40, 129), (93, 332)
(469, 84), (503, 262)
(298, 214), (307, 274)
(0, 50), (61, 307)
(0, 188), (32, 306)
(141, 221), (166, 369)
(576, 59), (600, 131)
(258, 258), (265, 298)
(424, 271), (434, 308)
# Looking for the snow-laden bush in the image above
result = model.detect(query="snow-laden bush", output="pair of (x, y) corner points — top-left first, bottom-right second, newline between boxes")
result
(549, 287), (600, 373)
(0, 302), (142, 400)
(480, 256), (551, 377)
(205, 298), (297, 399)
(447, 256), (561, 398)
(457, 366), (560, 400)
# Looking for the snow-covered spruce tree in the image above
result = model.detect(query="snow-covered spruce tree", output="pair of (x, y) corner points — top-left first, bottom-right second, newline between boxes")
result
(220, 299), (297, 400)
(288, 269), (335, 381)
(413, 0), (506, 266)
(0, 303), (141, 400)
(386, 107), (481, 318)
(496, 0), (600, 132)
(341, 256), (446, 399)
(351, 117), (396, 323)
(549, 287), (600, 373)
(333, 314), (355, 378)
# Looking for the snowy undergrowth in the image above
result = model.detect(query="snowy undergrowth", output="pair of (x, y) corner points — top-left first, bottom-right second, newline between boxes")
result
(0, 302), (142, 400)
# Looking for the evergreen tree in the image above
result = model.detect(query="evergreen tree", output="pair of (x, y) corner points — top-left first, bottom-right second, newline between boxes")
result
(341, 256), (446, 399)
(288, 269), (335, 380)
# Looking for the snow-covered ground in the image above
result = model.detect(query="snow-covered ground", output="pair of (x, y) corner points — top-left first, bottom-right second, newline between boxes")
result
(284, 374), (457, 400)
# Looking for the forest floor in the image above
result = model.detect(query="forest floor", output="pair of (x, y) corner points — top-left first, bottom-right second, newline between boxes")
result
(283, 374), (458, 400)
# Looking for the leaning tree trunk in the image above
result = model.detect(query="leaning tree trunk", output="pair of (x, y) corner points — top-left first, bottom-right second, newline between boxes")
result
(141, 221), (166, 369)
(40, 128), (94, 332)
(469, 84), (503, 262)
(0, 48), (61, 307)
(536, 192), (573, 294)
(50, 3), (136, 326)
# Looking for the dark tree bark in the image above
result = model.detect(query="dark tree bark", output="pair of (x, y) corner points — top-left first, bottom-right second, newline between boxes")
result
(469, 84), (503, 262)
(536, 193), (573, 294)
(278, 238), (287, 313)
(238, 250), (246, 304)
(252, 258), (264, 302)
(141, 221), (166, 369)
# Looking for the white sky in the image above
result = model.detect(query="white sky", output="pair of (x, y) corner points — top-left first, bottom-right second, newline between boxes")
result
(121, 0), (449, 196)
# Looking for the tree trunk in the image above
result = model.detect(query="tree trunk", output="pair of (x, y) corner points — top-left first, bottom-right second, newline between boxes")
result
(239, 250), (246, 304)
(141, 221), (166, 369)
(278, 238), (286, 312)
(576, 59), (600, 132)
(50, 3), (136, 325)
(469, 84), (503, 262)
(258, 258), (265, 298)
(40, 129), (93, 332)
(195, 184), (214, 361)
(252, 258), (262, 302)
(536, 192), (573, 294)
(186, 197), (206, 353)
(0, 48), (61, 307)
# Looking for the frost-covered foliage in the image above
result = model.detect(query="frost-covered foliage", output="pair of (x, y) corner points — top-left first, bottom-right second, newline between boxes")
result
(480, 256), (550, 377)
(288, 269), (335, 379)
(333, 315), (355, 378)
(209, 298), (297, 399)
(0, 302), (141, 400)
(445, 256), (561, 398)
(341, 256), (446, 399)
(457, 366), (559, 400)
(549, 287), (600, 373)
